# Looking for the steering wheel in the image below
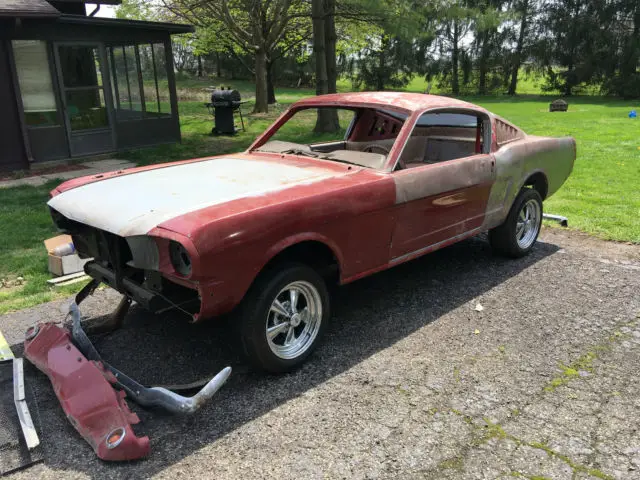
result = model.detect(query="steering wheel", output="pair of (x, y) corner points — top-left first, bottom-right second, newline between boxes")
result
(362, 144), (391, 156)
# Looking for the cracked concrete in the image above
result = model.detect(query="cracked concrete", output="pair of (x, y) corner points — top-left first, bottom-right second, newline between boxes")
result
(0, 228), (639, 479)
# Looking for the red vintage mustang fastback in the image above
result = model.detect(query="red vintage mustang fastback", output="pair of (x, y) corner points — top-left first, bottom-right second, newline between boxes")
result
(48, 92), (575, 372)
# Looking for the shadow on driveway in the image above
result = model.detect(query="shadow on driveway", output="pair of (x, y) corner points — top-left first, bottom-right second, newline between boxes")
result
(13, 236), (559, 477)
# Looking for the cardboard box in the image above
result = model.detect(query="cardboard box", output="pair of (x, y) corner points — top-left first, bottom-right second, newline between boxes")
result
(44, 235), (92, 277)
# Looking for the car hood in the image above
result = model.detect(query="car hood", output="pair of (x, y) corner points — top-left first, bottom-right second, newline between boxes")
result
(48, 156), (343, 236)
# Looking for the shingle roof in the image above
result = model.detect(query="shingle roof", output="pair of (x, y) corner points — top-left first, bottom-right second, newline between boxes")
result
(0, 0), (60, 18)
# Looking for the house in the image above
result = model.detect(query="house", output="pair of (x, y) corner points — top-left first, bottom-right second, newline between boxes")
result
(0, 0), (194, 172)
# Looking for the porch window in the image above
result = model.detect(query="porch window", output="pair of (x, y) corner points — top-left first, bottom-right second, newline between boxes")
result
(57, 45), (109, 131)
(108, 43), (171, 120)
(12, 40), (59, 127)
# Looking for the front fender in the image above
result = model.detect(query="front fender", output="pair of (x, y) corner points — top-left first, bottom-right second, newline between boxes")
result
(195, 232), (344, 321)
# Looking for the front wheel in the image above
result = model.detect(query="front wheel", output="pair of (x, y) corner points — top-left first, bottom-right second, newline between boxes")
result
(238, 263), (330, 373)
(489, 188), (543, 258)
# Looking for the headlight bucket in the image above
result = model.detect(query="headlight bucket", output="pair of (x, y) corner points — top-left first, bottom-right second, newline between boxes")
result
(169, 241), (192, 276)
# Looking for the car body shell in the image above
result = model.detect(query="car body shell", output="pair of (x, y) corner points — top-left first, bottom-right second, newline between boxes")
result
(48, 92), (576, 321)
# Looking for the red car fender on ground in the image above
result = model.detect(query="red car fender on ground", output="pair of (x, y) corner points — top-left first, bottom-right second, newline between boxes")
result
(23, 322), (150, 461)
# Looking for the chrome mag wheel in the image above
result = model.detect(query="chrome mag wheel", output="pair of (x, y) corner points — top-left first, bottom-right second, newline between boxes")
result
(516, 198), (541, 249)
(265, 281), (323, 360)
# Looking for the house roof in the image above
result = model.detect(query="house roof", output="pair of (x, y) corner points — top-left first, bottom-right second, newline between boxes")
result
(57, 14), (194, 33)
(0, 0), (60, 18)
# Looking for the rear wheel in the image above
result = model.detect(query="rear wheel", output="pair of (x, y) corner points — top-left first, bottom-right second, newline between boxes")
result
(489, 188), (543, 258)
(238, 263), (330, 373)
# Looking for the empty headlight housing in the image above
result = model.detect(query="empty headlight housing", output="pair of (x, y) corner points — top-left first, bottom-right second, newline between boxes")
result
(169, 241), (192, 276)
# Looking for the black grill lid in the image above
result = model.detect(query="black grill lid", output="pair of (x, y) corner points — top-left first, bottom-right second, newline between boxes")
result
(210, 89), (241, 105)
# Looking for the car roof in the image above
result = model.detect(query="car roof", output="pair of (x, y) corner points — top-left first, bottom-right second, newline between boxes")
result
(292, 92), (488, 114)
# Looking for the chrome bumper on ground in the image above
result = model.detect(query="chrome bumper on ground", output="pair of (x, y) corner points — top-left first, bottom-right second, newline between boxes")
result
(68, 302), (231, 415)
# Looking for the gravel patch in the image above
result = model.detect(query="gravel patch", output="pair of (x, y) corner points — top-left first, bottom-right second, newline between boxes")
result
(1, 229), (639, 479)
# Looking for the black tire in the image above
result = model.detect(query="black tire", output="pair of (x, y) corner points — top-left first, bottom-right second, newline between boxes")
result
(237, 263), (330, 373)
(489, 188), (543, 258)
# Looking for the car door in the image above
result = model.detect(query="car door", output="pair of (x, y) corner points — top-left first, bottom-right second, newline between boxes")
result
(389, 112), (496, 260)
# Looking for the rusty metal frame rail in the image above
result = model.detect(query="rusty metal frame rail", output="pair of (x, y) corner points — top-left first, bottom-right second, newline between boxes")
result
(68, 302), (231, 414)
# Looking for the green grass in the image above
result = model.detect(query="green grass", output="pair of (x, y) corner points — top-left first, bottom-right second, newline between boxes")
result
(0, 181), (88, 314)
(468, 95), (640, 242)
(0, 77), (638, 314)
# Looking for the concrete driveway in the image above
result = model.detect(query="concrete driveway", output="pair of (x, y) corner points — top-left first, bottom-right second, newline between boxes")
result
(2, 229), (639, 480)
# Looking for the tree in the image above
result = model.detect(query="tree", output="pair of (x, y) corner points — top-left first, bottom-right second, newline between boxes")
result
(351, 33), (418, 90)
(312, 0), (340, 132)
(430, 0), (474, 95)
(338, 0), (430, 91)
(471, 0), (505, 94)
(163, 0), (310, 112)
(508, 0), (532, 94)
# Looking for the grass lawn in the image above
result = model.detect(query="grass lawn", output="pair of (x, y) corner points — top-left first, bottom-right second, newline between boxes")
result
(0, 77), (638, 314)
(0, 181), (88, 314)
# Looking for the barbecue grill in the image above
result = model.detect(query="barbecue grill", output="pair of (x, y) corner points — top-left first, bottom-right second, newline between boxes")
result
(205, 87), (246, 135)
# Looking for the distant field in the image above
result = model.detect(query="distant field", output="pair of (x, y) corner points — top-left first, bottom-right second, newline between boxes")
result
(468, 96), (640, 243)
(336, 72), (555, 96)
(0, 77), (637, 314)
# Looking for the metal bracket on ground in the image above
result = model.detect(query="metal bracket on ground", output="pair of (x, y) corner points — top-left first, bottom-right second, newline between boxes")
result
(543, 213), (569, 227)
(13, 358), (40, 450)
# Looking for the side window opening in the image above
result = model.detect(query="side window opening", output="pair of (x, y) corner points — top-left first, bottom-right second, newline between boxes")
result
(397, 111), (490, 170)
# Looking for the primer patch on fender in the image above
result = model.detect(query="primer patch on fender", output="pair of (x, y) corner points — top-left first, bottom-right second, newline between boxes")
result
(48, 157), (337, 236)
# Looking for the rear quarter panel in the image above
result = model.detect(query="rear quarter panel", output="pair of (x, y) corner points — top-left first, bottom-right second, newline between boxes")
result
(483, 135), (576, 229)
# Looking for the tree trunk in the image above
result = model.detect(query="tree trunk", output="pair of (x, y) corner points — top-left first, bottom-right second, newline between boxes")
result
(564, 2), (581, 96)
(313, 0), (328, 97)
(462, 51), (471, 85)
(267, 60), (277, 104)
(197, 55), (203, 77)
(313, 0), (335, 133)
(508, 0), (529, 95)
(478, 31), (489, 94)
(254, 48), (269, 113)
(377, 43), (386, 91)
(452, 22), (460, 96)
(216, 51), (221, 78)
(565, 57), (574, 96)
(323, 0), (340, 130)
(324, 0), (337, 94)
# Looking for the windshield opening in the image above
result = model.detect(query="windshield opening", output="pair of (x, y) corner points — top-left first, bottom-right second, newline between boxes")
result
(254, 107), (407, 170)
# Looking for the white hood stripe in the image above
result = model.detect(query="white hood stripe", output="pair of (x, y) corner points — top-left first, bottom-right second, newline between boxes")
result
(48, 157), (336, 236)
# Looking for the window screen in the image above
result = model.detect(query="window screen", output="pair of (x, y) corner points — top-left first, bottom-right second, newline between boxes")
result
(12, 40), (59, 126)
(108, 43), (171, 120)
